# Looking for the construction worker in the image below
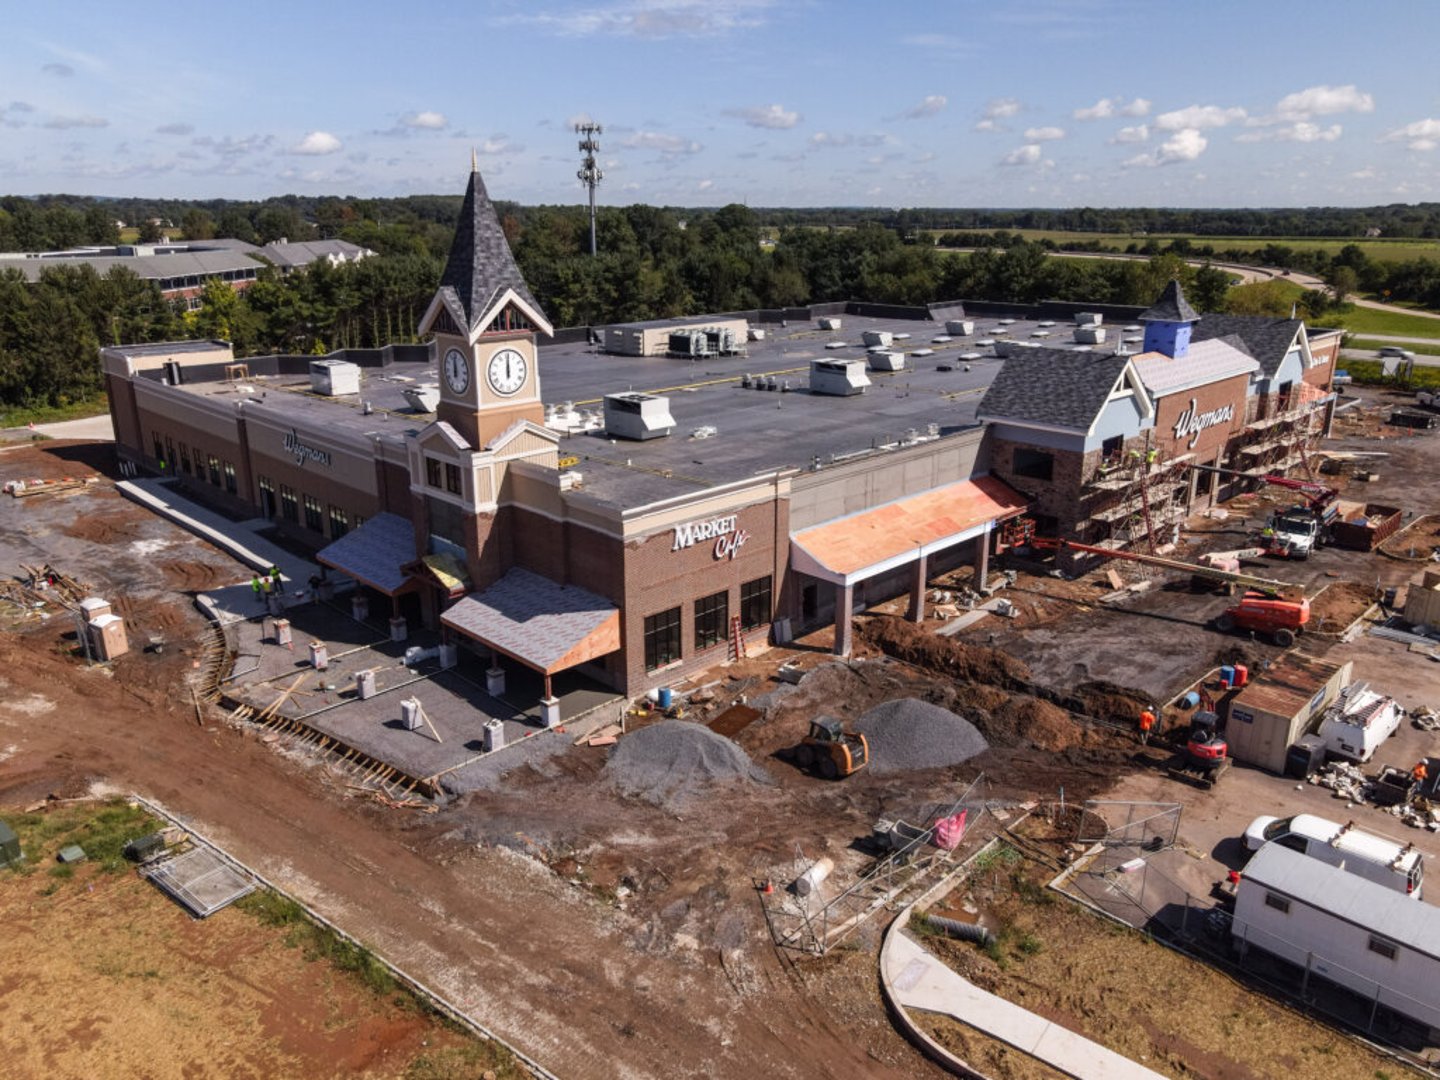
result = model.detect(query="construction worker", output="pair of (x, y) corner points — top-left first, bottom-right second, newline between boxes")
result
(1413, 760), (1429, 785)
(250, 575), (263, 600)
(269, 565), (283, 590)
(1138, 707), (1157, 745)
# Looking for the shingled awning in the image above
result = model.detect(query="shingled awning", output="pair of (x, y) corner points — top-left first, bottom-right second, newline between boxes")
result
(316, 513), (417, 595)
(441, 568), (620, 675)
(790, 475), (1028, 586)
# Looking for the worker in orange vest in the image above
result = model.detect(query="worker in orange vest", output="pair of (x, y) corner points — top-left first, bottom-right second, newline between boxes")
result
(1138, 708), (1157, 745)
(1413, 761), (1429, 785)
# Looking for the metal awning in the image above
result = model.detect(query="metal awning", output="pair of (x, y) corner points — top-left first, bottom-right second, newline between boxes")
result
(441, 567), (620, 675)
(316, 512), (417, 595)
(790, 475), (1028, 587)
(420, 552), (471, 598)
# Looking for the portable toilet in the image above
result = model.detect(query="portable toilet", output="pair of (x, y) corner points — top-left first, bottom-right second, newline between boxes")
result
(0, 820), (21, 868)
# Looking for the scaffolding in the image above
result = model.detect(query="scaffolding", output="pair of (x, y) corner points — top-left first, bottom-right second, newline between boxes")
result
(1078, 446), (1196, 552)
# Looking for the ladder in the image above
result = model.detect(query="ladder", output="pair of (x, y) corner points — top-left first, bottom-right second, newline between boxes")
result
(729, 615), (745, 662)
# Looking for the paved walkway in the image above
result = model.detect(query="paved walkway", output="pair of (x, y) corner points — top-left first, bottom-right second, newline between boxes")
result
(32, 413), (116, 441)
(118, 478), (319, 624)
(883, 928), (1166, 1080)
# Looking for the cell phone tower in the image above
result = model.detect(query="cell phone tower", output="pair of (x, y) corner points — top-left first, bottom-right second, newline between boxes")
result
(575, 121), (603, 256)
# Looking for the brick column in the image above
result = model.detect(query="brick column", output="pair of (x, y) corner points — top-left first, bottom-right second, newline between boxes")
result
(973, 526), (991, 586)
(908, 553), (928, 622)
(834, 582), (853, 656)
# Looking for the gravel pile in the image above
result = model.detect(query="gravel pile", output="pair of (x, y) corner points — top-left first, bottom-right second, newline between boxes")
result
(853, 698), (989, 775)
(604, 721), (771, 808)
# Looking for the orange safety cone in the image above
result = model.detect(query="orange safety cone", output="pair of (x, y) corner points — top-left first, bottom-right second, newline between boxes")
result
(762, 879), (774, 895)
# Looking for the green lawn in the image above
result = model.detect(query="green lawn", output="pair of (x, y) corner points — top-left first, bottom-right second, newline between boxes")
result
(0, 394), (109, 430)
(1340, 358), (1440, 389)
(945, 229), (1440, 265)
(1348, 337), (1440, 356)
(1331, 304), (1440, 339)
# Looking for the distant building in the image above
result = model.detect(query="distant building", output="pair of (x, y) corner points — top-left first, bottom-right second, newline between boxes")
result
(258, 239), (374, 274)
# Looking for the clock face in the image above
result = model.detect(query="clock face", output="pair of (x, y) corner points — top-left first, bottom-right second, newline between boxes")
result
(487, 348), (528, 396)
(443, 348), (470, 394)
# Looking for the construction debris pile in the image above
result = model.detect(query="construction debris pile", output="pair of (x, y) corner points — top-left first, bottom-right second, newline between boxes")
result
(1308, 759), (1440, 831)
(1310, 759), (1372, 803)
(604, 720), (772, 808)
(853, 699), (989, 775)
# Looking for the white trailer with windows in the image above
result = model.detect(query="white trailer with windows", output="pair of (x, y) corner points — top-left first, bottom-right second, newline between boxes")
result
(1232, 843), (1440, 1031)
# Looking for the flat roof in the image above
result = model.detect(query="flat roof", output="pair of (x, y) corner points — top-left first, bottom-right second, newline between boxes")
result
(1230, 652), (1343, 718)
(160, 310), (1140, 508)
(108, 339), (232, 357)
(606, 314), (750, 331)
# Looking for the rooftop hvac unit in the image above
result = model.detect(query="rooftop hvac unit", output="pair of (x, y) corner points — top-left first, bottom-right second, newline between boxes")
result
(868, 350), (905, 372)
(809, 359), (870, 396)
(945, 319), (974, 336)
(604, 392), (676, 440)
(861, 330), (893, 347)
(748, 328), (766, 341)
(400, 384), (440, 412)
(668, 330), (707, 357)
(893, 332), (911, 341)
(309, 358), (361, 396)
(995, 340), (1042, 358)
(1073, 326), (1107, 345)
(705, 327), (739, 355)
(1074, 311), (1103, 326)
(817, 317), (842, 330)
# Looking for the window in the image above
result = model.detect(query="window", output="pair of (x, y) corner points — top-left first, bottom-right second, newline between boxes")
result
(740, 576), (772, 630)
(303, 494), (323, 533)
(279, 485), (298, 523)
(1100, 435), (1123, 463)
(425, 457), (442, 488)
(152, 432), (164, 462)
(694, 590), (729, 651)
(207, 454), (220, 486)
(352, 515), (365, 531)
(223, 461), (237, 494)
(1012, 447), (1054, 481)
(1263, 892), (1290, 914)
(179, 442), (191, 475)
(445, 462), (463, 495)
(1368, 936), (1398, 961)
(643, 607), (682, 670)
(328, 505), (349, 539)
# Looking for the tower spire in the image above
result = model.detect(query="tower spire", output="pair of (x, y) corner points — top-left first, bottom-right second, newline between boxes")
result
(471, 146), (478, 173)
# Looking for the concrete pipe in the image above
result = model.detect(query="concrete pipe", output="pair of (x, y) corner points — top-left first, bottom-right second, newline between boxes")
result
(794, 856), (834, 898)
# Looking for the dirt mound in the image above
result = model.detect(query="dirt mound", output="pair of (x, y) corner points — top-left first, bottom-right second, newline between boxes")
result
(604, 720), (771, 808)
(1069, 681), (1152, 724)
(990, 696), (1084, 752)
(858, 616), (1032, 690)
(853, 698), (989, 775)
(1309, 580), (1377, 633)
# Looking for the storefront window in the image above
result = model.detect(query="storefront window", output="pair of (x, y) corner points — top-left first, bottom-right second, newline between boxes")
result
(644, 607), (681, 670)
(328, 506), (349, 539)
(179, 443), (191, 475)
(694, 590), (729, 651)
(279, 485), (298, 523)
(1012, 448), (1053, 481)
(740, 576), (772, 630)
(207, 454), (220, 486)
(445, 462), (463, 495)
(425, 457), (442, 488)
(223, 461), (237, 494)
(303, 494), (323, 533)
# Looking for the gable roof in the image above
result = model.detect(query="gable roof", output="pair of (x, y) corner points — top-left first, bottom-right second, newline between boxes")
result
(1139, 279), (1199, 324)
(435, 166), (551, 338)
(1130, 335), (1259, 398)
(977, 347), (1142, 432)
(1190, 314), (1302, 378)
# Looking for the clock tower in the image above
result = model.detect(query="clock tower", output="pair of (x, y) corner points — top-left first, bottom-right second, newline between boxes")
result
(419, 156), (553, 449)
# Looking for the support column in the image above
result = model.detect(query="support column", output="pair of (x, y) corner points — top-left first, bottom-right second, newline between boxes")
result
(908, 552), (928, 623)
(833, 582), (853, 657)
(973, 527), (991, 588)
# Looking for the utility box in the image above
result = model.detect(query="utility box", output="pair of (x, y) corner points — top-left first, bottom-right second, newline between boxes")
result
(78, 596), (112, 621)
(309, 358), (361, 396)
(274, 618), (292, 647)
(1404, 568), (1440, 630)
(0, 820), (22, 868)
(309, 640), (329, 670)
(400, 697), (423, 732)
(867, 351), (905, 373)
(945, 320), (974, 336)
(1073, 326), (1107, 345)
(88, 613), (129, 661)
(483, 718), (505, 752)
(809, 359), (870, 396)
(355, 669), (377, 700)
(861, 330), (893, 347)
(817, 317), (842, 330)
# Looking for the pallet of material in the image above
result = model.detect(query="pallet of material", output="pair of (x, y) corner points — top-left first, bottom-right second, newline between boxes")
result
(1330, 502), (1403, 551)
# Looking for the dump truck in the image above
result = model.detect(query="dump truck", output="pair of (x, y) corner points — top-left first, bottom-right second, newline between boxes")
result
(794, 717), (869, 779)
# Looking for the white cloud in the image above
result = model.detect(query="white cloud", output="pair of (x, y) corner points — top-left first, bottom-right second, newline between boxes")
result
(291, 131), (342, 155)
(809, 131), (853, 148)
(1274, 84), (1374, 120)
(973, 119), (1000, 132)
(41, 62), (74, 77)
(1024, 126), (1065, 141)
(724, 103), (800, 129)
(403, 111), (447, 130)
(1109, 124), (1149, 144)
(43, 114), (108, 129)
(1154, 105), (1246, 131)
(155, 122), (193, 136)
(1350, 165), (1377, 179)
(1001, 144), (1042, 167)
(697, 178), (714, 190)
(477, 135), (518, 154)
(622, 130), (702, 155)
(1382, 118), (1440, 152)
(1124, 128), (1207, 167)
(1120, 98), (1151, 117)
(902, 94), (947, 120)
(498, 0), (776, 38)
(1236, 122), (1342, 144)
(984, 97), (1022, 119)
(1073, 96), (1150, 121)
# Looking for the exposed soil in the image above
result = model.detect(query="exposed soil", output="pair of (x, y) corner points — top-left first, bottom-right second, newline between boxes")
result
(61, 501), (152, 544)
(1307, 579), (1379, 635)
(857, 616), (1032, 690)
(155, 558), (232, 592)
(1381, 513), (1440, 560)
(0, 439), (108, 482)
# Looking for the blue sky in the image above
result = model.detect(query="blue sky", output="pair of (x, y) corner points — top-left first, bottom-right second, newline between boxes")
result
(2, 0), (1439, 207)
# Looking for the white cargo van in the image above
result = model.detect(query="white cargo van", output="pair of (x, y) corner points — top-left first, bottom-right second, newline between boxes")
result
(1242, 812), (1424, 899)
(1315, 681), (1402, 763)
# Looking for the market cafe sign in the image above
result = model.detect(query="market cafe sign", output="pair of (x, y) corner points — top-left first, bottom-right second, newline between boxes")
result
(283, 428), (332, 468)
(1173, 398), (1235, 450)
(673, 514), (750, 561)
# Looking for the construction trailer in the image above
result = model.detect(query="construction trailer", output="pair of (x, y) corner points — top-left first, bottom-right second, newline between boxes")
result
(1402, 567), (1440, 631)
(1224, 653), (1351, 774)
(1232, 843), (1440, 1031)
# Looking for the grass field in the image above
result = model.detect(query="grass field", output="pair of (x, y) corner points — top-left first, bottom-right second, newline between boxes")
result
(943, 229), (1440, 264)
(1349, 337), (1440, 356)
(1333, 304), (1440, 338)
(0, 393), (109, 430)
(1339, 358), (1440, 389)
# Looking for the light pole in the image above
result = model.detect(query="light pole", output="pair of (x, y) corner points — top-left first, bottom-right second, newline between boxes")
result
(575, 121), (603, 257)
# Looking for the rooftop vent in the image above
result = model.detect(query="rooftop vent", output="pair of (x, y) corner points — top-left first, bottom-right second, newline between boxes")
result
(309, 358), (360, 396)
(604, 392), (676, 440)
(1074, 326), (1107, 345)
(1074, 311), (1103, 326)
(817, 316), (842, 330)
(945, 319), (974, 336)
(809, 359), (871, 396)
(868, 350), (905, 372)
(861, 330), (893, 348)
(400, 384), (440, 413)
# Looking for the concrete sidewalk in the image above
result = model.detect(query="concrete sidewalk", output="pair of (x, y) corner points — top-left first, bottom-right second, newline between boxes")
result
(883, 929), (1165, 1080)
(118, 477), (319, 623)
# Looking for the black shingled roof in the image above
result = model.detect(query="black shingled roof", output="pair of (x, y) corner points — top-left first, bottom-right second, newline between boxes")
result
(1138, 279), (1200, 324)
(977, 347), (1134, 431)
(439, 168), (548, 333)
(1190, 314), (1302, 378)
